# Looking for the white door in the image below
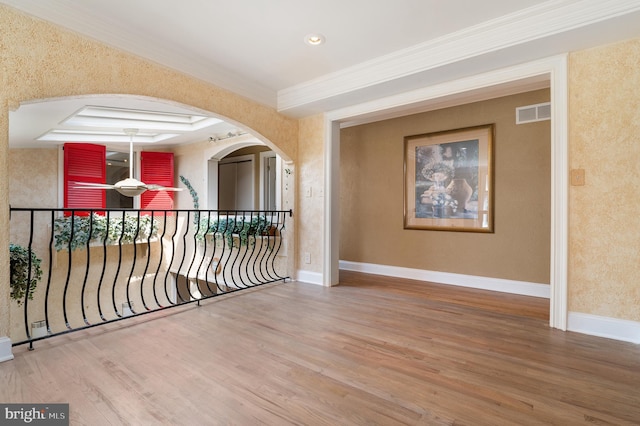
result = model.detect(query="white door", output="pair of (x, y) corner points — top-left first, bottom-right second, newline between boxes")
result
(218, 155), (254, 210)
(264, 155), (277, 210)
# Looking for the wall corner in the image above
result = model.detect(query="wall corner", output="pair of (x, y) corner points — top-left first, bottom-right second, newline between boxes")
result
(0, 336), (14, 363)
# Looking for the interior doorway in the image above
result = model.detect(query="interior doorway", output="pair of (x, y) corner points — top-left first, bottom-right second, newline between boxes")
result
(218, 154), (254, 210)
(324, 56), (569, 330)
(262, 153), (277, 210)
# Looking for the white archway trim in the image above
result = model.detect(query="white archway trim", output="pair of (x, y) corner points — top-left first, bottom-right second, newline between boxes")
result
(324, 55), (568, 330)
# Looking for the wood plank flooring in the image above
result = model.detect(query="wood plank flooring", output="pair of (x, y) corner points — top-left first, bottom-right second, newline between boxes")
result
(2, 270), (639, 425)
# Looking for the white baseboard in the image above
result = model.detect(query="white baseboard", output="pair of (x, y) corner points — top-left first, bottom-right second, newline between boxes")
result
(339, 260), (550, 298)
(296, 270), (324, 286)
(0, 337), (14, 363)
(568, 312), (640, 344)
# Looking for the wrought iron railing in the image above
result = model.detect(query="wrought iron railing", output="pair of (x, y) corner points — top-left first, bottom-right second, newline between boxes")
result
(8, 208), (292, 348)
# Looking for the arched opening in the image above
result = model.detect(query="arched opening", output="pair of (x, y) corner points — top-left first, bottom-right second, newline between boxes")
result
(199, 137), (283, 212)
(7, 94), (295, 346)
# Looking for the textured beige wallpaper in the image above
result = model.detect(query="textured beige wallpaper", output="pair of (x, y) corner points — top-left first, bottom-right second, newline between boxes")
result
(568, 38), (640, 321)
(9, 148), (58, 209)
(340, 90), (551, 285)
(8, 149), (58, 266)
(297, 114), (325, 274)
(0, 79), (9, 335)
(0, 5), (297, 337)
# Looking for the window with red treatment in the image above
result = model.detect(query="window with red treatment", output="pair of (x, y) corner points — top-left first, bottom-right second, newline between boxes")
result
(140, 151), (175, 210)
(63, 143), (106, 212)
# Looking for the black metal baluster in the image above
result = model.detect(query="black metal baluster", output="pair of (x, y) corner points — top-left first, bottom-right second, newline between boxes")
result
(139, 211), (153, 311)
(237, 212), (254, 286)
(210, 211), (227, 294)
(247, 211), (259, 285)
(23, 210), (35, 349)
(140, 210), (160, 310)
(264, 211), (281, 281)
(96, 211), (110, 321)
(175, 211), (196, 302)
(125, 211), (140, 315)
(217, 211), (230, 289)
(270, 210), (290, 280)
(44, 210), (55, 337)
(112, 211), (126, 317)
(229, 211), (247, 289)
(186, 209), (203, 302)
(79, 211), (94, 326)
(165, 211), (181, 304)
(262, 211), (278, 283)
(154, 211), (168, 307)
(61, 211), (75, 329)
(200, 211), (216, 296)
(282, 210), (293, 276)
(255, 211), (273, 284)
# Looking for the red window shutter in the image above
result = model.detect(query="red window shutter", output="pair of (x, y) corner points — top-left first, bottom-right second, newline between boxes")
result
(64, 143), (106, 212)
(140, 151), (175, 210)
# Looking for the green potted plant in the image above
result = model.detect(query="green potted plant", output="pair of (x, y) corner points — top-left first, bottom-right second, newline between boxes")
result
(9, 243), (43, 305)
(196, 215), (276, 247)
(53, 213), (158, 251)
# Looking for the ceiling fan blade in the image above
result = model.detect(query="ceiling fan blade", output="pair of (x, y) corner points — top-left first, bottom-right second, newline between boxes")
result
(73, 182), (116, 189)
(146, 184), (184, 192)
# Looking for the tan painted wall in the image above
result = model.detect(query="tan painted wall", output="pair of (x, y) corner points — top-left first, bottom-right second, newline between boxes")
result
(340, 90), (551, 284)
(568, 38), (640, 321)
(171, 139), (211, 210)
(0, 5), (297, 337)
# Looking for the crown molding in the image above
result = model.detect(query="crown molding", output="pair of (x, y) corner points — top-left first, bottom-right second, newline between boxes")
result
(278, 0), (640, 113)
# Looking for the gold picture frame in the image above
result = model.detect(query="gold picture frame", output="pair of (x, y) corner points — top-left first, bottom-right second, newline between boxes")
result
(404, 124), (494, 232)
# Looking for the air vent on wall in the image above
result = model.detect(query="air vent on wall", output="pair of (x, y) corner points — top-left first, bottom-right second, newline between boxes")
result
(516, 102), (551, 124)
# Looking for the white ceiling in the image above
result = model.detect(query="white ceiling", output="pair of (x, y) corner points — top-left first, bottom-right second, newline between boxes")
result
(9, 96), (245, 149)
(4, 0), (640, 148)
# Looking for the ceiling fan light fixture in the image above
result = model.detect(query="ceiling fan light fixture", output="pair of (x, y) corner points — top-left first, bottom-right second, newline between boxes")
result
(115, 187), (146, 197)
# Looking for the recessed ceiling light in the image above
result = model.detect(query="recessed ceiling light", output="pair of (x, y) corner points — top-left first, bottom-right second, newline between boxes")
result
(305, 33), (325, 46)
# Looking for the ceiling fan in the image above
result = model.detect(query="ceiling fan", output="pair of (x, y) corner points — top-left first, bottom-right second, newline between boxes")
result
(74, 128), (183, 197)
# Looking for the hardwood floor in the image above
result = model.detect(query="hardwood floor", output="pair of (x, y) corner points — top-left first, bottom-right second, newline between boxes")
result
(2, 271), (639, 425)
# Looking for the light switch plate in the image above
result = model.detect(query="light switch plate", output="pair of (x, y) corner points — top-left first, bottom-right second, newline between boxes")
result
(570, 169), (585, 186)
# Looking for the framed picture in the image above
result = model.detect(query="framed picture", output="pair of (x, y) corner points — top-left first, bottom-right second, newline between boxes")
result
(404, 124), (494, 232)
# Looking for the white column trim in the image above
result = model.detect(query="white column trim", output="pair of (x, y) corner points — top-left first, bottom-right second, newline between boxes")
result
(549, 56), (569, 331)
(323, 120), (341, 286)
(0, 337), (14, 363)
